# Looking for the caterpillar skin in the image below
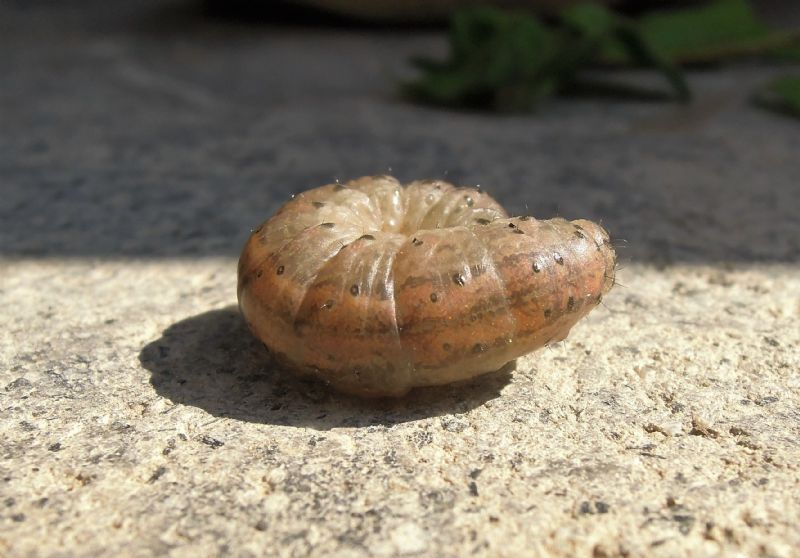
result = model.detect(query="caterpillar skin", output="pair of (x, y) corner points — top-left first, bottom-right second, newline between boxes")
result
(238, 176), (616, 398)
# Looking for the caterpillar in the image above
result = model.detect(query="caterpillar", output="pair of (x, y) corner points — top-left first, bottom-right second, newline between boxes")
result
(238, 176), (616, 398)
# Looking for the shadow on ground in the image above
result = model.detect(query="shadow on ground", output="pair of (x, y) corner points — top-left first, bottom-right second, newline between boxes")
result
(140, 306), (512, 429)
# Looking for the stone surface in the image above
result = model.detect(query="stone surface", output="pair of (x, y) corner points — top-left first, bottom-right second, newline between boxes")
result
(1, 1), (799, 557)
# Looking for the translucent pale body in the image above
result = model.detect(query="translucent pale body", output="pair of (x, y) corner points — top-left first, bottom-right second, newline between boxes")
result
(238, 176), (615, 397)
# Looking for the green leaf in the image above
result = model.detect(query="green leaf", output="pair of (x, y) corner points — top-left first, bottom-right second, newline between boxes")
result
(559, 3), (689, 102)
(560, 2), (618, 40)
(640, 0), (767, 58)
(603, 0), (800, 64)
(404, 4), (692, 112)
(772, 43), (800, 62)
(403, 7), (562, 111)
(613, 23), (691, 102)
(754, 75), (800, 119)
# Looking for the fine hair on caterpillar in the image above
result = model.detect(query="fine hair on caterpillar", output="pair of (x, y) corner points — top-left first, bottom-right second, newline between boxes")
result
(238, 175), (617, 398)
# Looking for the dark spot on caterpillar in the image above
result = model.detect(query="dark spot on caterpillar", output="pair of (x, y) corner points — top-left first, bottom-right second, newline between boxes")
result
(312, 201), (325, 208)
(574, 231), (586, 240)
(412, 238), (423, 246)
(596, 294), (603, 304)
(513, 229), (525, 235)
(359, 234), (375, 241)
(276, 265), (285, 275)
(430, 293), (439, 303)
(443, 343), (452, 351)
(256, 269), (263, 278)
(321, 222), (335, 229)
(333, 184), (346, 192)
(554, 253), (564, 265)
(508, 223), (517, 228)
(567, 296), (575, 311)
(519, 216), (531, 221)
(544, 309), (552, 318)
(472, 343), (487, 354)
(532, 262), (542, 273)
(254, 225), (263, 233)
(453, 273), (466, 286)
(464, 196), (474, 207)
(475, 218), (490, 225)
(350, 285), (359, 296)
(470, 263), (486, 277)
(322, 299), (335, 309)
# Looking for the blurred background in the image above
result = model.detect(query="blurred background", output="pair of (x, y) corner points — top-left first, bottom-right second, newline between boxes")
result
(2, 0), (799, 263)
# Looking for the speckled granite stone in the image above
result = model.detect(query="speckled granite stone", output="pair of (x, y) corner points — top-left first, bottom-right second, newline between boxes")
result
(1, 1), (799, 557)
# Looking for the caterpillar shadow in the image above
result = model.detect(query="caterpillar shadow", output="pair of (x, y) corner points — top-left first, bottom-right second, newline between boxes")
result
(139, 306), (513, 430)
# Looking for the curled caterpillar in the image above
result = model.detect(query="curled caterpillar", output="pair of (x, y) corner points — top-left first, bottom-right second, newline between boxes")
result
(238, 176), (616, 398)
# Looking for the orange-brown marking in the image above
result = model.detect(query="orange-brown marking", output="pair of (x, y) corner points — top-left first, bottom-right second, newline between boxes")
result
(238, 176), (615, 397)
